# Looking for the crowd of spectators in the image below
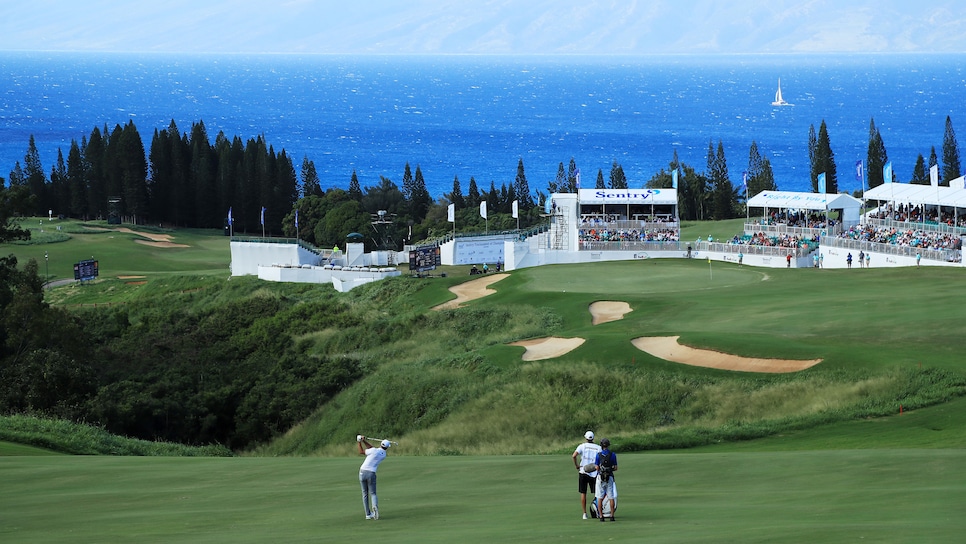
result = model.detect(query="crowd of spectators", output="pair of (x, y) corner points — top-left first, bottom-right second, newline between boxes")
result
(838, 224), (962, 250)
(752, 211), (836, 229)
(870, 204), (966, 228)
(579, 215), (676, 227)
(728, 232), (817, 249)
(579, 227), (680, 242)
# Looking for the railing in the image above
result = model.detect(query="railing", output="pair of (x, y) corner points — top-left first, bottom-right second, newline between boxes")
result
(579, 240), (683, 252)
(579, 219), (680, 230)
(708, 242), (811, 258)
(743, 222), (842, 238)
(578, 240), (813, 259)
(864, 217), (966, 237)
(821, 236), (962, 263)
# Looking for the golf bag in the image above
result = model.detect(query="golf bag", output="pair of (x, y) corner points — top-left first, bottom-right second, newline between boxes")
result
(589, 497), (616, 519)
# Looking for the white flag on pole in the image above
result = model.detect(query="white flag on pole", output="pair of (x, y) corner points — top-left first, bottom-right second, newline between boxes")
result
(447, 203), (455, 223)
(511, 200), (518, 219)
(480, 201), (487, 219)
(930, 164), (939, 187)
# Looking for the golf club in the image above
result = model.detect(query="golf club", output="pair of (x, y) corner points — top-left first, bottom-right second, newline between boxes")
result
(358, 434), (398, 446)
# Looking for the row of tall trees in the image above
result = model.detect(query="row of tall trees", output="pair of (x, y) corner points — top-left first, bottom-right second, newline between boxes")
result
(6, 121), (299, 233)
(814, 115), (962, 193)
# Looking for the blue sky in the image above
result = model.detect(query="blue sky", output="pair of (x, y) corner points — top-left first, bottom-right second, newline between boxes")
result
(1, 0), (964, 55)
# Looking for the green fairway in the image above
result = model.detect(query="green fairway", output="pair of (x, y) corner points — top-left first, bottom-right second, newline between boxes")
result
(2, 218), (229, 282)
(2, 449), (963, 543)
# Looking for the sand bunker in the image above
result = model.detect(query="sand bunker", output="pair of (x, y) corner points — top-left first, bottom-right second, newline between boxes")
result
(631, 336), (822, 373)
(116, 227), (177, 243)
(589, 301), (632, 325)
(134, 239), (190, 248)
(508, 336), (586, 361)
(432, 273), (509, 311)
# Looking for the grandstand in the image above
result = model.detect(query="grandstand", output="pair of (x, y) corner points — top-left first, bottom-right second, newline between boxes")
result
(445, 186), (965, 270)
(231, 185), (966, 283)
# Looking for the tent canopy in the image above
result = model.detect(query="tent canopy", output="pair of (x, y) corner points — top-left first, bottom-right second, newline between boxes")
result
(747, 191), (862, 212)
(863, 182), (966, 208)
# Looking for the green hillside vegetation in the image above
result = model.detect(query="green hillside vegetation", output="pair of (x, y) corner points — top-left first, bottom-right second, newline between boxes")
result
(2, 218), (966, 458)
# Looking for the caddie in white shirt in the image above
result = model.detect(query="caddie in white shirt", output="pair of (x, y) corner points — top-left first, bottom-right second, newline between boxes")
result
(571, 430), (602, 520)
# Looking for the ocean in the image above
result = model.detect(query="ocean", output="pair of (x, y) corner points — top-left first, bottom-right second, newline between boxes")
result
(2, 52), (965, 199)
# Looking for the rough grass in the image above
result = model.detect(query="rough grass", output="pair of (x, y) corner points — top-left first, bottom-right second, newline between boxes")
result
(0, 415), (232, 456)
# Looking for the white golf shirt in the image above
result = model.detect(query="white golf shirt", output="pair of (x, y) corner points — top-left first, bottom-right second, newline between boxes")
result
(360, 447), (387, 472)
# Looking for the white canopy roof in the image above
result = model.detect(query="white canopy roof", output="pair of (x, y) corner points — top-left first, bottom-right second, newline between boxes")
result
(863, 182), (966, 208)
(747, 190), (863, 211)
(578, 188), (677, 206)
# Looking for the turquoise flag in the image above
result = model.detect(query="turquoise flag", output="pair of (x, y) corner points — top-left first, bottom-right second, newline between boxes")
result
(883, 162), (893, 184)
(818, 172), (826, 193)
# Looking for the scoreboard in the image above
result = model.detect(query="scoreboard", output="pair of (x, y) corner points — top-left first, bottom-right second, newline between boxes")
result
(74, 259), (99, 281)
(409, 245), (441, 271)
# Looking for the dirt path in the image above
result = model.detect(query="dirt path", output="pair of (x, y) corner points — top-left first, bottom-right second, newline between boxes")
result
(631, 336), (822, 373)
(431, 273), (510, 311)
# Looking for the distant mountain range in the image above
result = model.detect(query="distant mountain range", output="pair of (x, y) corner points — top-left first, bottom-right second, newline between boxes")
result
(2, 0), (964, 55)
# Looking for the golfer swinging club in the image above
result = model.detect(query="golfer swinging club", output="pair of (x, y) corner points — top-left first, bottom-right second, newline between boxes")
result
(357, 435), (391, 520)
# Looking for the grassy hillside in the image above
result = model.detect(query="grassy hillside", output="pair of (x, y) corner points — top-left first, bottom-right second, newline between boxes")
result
(259, 259), (966, 456)
(3, 218), (966, 458)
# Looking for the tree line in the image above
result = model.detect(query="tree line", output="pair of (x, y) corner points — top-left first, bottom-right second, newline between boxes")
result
(8, 115), (962, 249)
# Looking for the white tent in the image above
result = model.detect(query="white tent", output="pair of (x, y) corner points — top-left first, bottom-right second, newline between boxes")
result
(747, 191), (862, 225)
(863, 182), (966, 209)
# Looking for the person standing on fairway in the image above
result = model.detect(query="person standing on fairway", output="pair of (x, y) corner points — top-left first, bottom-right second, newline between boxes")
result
(595, 438), (618, 522)
(572, 430), (602, 519)
(357, 435), (390, 520)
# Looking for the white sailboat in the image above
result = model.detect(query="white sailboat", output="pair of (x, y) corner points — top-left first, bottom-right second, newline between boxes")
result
(771, 78), (791, 106)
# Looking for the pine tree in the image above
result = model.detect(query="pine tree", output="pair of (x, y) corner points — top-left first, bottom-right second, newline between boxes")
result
(24, 135), (47, 215)
(449, 175), (465, 208)
(807, 124), (818, 193)
(549, 162), (566, 194)
(84, 127), (107, 220)
(514, 158), (532, 208)
(811, 120), (838, 193)
(467, 176), (481, 208)
(119, 121), (148, 224)
(301, 156), (322, 197)
(941, 116), (961, 185)
(746, 141), (776, 198)
(189, 121), (216, 227)
(911, 154), (928, 185)
(566, 157), (578, 192)
(866, 118), (888, 189)
(67, 140), (87, 218)
(595, 169), (605, 189)
(709, 140), (736, 220)
(401, 162), (415, 202)
(348, 170), (363, 202)
(608, 160), (627, 189)
(50, 149), (68, 216)
(410, 165), (431, 222)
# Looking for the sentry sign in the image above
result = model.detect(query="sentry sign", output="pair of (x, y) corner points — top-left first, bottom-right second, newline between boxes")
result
(578, 188), (677, 205)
